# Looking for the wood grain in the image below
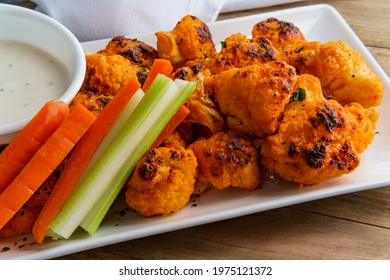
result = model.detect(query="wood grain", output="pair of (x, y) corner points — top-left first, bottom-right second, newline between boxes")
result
(58, 205), (390, 260)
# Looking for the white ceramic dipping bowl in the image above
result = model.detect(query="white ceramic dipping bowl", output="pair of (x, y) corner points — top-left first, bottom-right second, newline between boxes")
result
(0, 4), (86, 144)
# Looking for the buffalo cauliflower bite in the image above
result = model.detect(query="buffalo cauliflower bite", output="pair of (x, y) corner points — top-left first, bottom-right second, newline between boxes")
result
(252, 17), (306, 49)
(189, 131), (261, 191)
(155, 15), (216, 68)
(125, 146), (198, 217)
(71, 53), (145, 114)
(80, 53), (142, 95)
(211, 61), (297, 137)
(261, 74), (377, 186)
(99, 35), (159, 70)
(219, 34), (279, 67)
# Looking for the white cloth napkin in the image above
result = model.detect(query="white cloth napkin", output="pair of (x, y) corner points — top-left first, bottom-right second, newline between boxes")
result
(34, 0), (303, 42)
(34, 0), (224, 42)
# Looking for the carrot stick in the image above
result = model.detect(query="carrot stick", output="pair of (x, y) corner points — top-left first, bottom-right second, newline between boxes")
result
(32, 78), (141, 243)
(0, 100), (69, 194)
(142, 59), (173, 92)
(151, 105), (190, 148)
(0, 104), (96, 230)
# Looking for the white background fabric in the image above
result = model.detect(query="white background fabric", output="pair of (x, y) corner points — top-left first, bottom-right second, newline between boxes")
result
(34, 0), (303, 42)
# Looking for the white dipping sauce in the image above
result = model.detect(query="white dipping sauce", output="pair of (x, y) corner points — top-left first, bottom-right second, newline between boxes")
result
(0, 40), (70, 126)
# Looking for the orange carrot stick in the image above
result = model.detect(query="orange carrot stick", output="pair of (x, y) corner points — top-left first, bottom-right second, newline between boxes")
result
(151, 105), (190, 148)
(32, 78), (141, 243)
(142, 59), (173, 92)
(0, 100), (69, 194)
(0, 104), (96, 230)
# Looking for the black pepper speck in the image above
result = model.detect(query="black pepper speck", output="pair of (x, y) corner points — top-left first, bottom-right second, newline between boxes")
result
(1, 247), (10, 252)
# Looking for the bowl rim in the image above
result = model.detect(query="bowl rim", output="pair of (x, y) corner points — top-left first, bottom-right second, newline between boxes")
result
(0, 4), (86, 136)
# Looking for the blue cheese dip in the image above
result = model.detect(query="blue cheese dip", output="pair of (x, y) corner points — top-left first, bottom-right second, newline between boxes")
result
(0, 40), (70, 126)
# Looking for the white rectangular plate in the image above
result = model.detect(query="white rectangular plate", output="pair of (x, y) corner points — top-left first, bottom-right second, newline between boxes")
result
(1, 4), (389, 260)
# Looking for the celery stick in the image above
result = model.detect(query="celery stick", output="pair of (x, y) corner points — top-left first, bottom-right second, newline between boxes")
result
(75, 89), (144, 189)
(46, 89), (145, 240)
(48, 76), (172, 239)
(49, 75), (196, 239)
(80, 79), (197, 234)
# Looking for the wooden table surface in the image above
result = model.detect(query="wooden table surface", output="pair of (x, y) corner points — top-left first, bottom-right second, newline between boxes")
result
(18, 0), (390, 260)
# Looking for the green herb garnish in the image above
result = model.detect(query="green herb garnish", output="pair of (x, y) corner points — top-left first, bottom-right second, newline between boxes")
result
(292, 88), (306, 102)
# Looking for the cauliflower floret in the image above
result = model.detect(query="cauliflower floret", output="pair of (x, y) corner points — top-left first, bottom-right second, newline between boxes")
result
(155, 15), (216, 68)
(80, 53), (142, 95)
(125, 147), (198, 217)
(70, 53), (147, 115)
(211, 61), (297, 137)
(252, 17), (306, 49)
(189, 131), (261, 191)
(99, 35), (159, 70)
(261, 74), (377, 186)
